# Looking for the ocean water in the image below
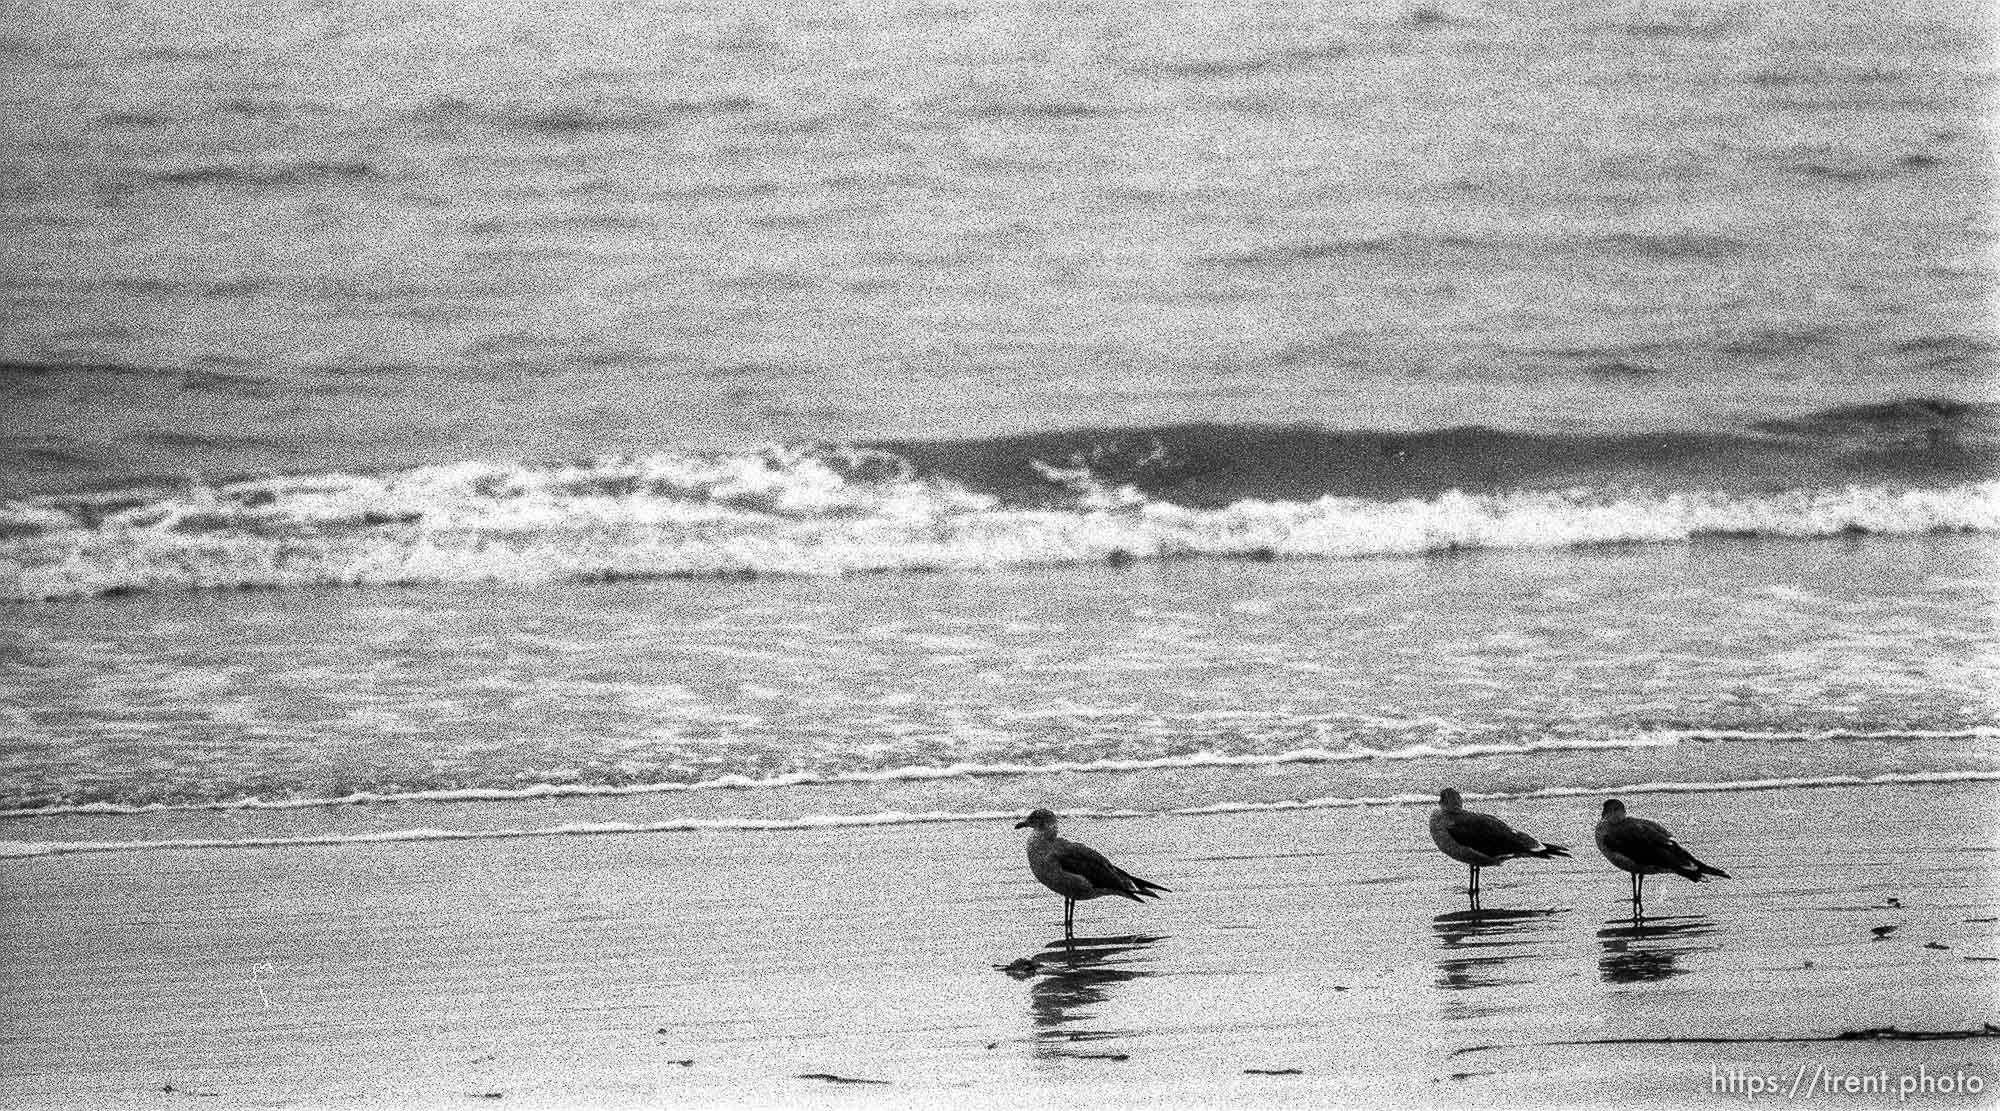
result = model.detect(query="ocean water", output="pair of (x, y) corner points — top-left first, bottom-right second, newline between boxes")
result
(0, 0), (1994, 852)
(2, 532), (1994, 852)
(3, 0), (1995, 490)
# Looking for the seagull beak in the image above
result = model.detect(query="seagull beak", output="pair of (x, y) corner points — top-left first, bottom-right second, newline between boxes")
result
(1013, 819), (1031, 829)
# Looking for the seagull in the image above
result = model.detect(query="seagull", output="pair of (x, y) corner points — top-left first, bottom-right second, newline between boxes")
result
(1428, 788), (1570, 902)
(1595, 798), (1730, 910)
(1014, 808), (1169, 937)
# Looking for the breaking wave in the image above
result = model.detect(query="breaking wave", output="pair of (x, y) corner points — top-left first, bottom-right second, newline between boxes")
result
(3, 412), (1994, 601)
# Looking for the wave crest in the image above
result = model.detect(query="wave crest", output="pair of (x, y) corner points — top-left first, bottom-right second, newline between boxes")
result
(3, 429), (1995, 600)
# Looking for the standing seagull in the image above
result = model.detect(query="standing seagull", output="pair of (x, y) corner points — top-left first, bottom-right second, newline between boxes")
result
(1429, 788), (1570, 903)
(1595, 798), (1729, 911)
(1014, 809), (1169, 938)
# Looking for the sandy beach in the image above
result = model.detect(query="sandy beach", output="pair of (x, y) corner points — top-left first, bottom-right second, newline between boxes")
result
(2, 780), (1994, 1109)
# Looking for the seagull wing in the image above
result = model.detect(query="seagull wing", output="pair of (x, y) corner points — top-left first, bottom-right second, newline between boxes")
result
(1052, 839), (1170, 901)
(1601, 817), (1719, 878)
(1446, 810), (1546, 858)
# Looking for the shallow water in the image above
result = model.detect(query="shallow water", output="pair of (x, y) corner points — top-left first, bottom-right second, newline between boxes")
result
(2, 534), (1992, 854)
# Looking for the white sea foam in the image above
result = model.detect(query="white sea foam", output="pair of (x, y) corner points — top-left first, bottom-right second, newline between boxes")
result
(1665, 727), (2000, 743)
(3, 771), (1994, 859)
(2, 448), (1993, 599)
(0, 811), (1029, 858)
(0, 732), (1713, 820)
(4, 727), (1992, 821)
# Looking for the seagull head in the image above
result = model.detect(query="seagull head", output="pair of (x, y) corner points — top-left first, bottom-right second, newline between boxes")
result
(1601, 798), (1627, 820)
(1437, 788), (1464, 812)
(1014, 808), (1058, 831)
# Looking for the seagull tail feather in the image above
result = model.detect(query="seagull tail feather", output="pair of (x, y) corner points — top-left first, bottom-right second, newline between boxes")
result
(1675, 859), (1730, 882)
(1529, 842), (1571, 859)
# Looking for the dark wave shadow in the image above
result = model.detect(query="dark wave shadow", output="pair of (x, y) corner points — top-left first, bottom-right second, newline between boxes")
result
(1432, 907), (1565, 994)
(1023, 933), (1166, 1059)
(1597, 914), (1719, 983)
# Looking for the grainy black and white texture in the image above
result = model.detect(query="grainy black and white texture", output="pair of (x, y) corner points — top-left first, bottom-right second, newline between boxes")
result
(0, 0), (1994, 1106)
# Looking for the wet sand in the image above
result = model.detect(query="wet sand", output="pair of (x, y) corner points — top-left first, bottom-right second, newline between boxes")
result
(1, 781), (1995, 1108)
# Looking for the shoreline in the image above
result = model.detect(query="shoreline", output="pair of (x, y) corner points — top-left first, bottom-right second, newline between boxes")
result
(5, 729), (1998, 822)
(4, 769), (2000, 861)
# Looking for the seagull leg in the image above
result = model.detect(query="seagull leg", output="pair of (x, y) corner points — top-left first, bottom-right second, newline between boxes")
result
(1063, 898), (1075, 939)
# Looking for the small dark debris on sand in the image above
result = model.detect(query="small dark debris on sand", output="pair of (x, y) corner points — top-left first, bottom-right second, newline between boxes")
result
(664, 1059), (694, 1067)
(797, 1073), (890, 1086)
(1837, 1024), (2000, 1042)
(1245, 1067), (1302, 1075)
(1924, 942), (1951, 950)
(1870, 925), (1899, 940)
(1071, 1052), (1130, 1061)
(1455, 1023), (2000, 1056)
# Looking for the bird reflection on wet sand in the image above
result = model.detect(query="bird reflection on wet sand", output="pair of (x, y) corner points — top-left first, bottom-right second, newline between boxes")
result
(1432, 907), (1565, 994)
(1021, 933), (1165, 1059)
(1597, 914), (1718, 983)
